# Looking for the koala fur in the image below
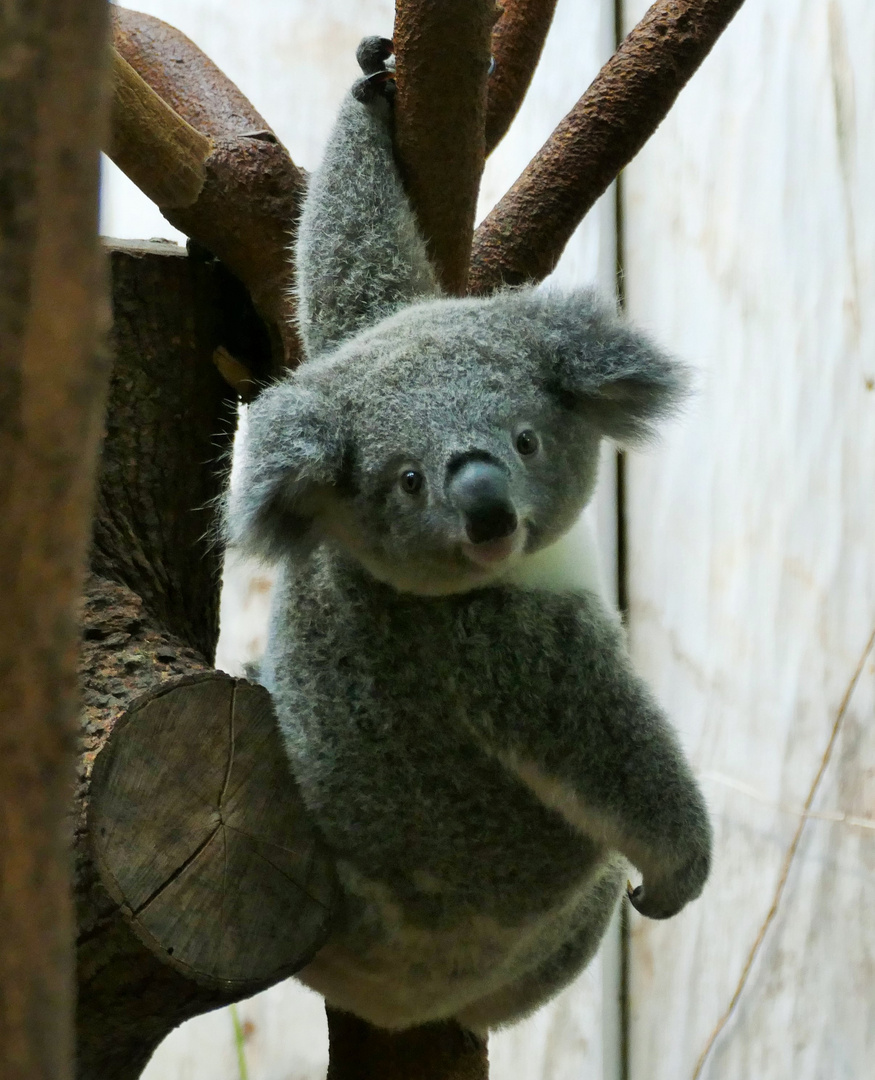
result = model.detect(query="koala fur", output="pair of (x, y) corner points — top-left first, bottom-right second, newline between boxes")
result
(226, 40), (712, 1033)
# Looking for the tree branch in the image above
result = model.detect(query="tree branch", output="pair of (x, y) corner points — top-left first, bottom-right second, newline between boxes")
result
(112, 6), (274, 139)
(109, 7), (307, 372)
(485, 0), (559, 155)
(393, 0), (496, 295)
(469, 0), (747, 292)
(109, 49), (212, 208)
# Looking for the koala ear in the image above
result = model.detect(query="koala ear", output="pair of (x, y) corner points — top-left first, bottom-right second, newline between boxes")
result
(527, 290), (691, 445)
(224, 380), (346, 562)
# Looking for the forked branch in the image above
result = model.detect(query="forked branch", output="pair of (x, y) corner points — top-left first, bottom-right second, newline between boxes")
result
(469, 0), (747, 292)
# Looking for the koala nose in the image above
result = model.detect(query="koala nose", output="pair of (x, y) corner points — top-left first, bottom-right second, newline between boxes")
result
(450, 460), (518, 544)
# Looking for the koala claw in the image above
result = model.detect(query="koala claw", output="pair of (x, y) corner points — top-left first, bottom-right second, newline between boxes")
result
(626, 882), (675, 921)
(352, 38), (396, 105)
(626, 845), (710, 921)
(356, 36), (394, 76)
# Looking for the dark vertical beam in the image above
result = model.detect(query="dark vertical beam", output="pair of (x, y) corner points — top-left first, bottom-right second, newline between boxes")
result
(0, 2), (111, 1078)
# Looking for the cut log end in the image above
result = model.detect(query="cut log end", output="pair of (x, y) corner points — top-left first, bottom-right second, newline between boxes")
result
(88, 672), (337, 992)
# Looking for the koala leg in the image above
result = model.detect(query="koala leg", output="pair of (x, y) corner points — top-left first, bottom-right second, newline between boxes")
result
(454, 862), (624, 1032)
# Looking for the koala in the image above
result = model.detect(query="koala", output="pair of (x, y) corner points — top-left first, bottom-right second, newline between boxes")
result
(226, 38), (712, 1033)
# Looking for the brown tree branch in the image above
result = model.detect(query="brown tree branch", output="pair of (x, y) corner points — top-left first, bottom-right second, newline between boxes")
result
(469, 0), (747, 292)
(0, 1), (111, 1078)
(393, 0), (496, 295)
(113, 6), (274, 139)
(108, 7), (307, 372)
(109, 49), (212, 208)
(485, 0), (559, 155)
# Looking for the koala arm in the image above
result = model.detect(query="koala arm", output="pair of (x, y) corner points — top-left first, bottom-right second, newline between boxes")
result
(295, 43), (440, 359)
(467, 593), (712, 920)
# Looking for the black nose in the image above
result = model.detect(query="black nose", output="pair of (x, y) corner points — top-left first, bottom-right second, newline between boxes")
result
(465, 503), (518, 544)
(449, 460), (518, 544)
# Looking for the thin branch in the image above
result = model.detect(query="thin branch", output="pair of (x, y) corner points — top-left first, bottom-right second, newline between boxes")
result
(108, 49), (212, 209)
(393, 0), (496, 295)
(469, 0), (747, 293)
(109, 7), (307, 371)
(691, 624), (875, 1080)
(485, 0), (559, 155)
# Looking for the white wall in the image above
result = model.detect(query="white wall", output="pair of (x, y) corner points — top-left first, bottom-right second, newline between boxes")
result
(622, 1), (875, 1078)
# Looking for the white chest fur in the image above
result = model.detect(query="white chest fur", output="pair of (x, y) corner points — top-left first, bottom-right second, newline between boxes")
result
(500, 511), (614, 606)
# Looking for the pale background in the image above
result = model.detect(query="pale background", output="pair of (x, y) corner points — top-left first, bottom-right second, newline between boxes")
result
(101, 1), (875, 1078)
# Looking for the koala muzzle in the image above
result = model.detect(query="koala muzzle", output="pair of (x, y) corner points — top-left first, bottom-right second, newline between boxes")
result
(450, 460), (518, 544)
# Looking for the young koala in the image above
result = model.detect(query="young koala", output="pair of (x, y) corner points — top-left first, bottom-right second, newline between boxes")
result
(226, 39), (711, 1033)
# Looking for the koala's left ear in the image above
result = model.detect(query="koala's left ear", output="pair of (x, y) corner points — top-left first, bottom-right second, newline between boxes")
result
(526, 290), (691, 445)
(223, 380), (346, 562)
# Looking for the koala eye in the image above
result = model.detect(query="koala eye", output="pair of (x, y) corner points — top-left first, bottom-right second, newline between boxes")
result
(399, 469), (424, 495)
(515, 429), (539, 456)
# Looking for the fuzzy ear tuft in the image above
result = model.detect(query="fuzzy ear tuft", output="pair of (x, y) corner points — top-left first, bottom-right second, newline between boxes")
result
(223, 381), (345, 563)
(520, 289), (692, 445)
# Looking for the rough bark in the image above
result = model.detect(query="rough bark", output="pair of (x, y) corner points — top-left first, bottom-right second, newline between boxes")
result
(485, 0), (559, 155)
(76, 576), (224, 1080)
(392, 0), (495, 294)
(0, 2), (111, 1078)
(91, 241), (247, 658)
(469, 0), (748, 291)
(109, 7), (307, 373)
(326, 1009), (489, 1080)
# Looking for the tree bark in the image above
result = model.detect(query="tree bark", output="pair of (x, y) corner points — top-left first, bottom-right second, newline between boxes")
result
(77, 578), (335, 1080)
(0, 2), (111, 1079)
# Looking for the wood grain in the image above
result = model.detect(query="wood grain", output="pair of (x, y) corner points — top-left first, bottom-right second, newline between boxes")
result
(90, 673), (335, 989)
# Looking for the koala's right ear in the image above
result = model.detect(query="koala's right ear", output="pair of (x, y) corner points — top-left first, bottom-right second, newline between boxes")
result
(224, 381), (346, 562)
(494, 289), (690, 446)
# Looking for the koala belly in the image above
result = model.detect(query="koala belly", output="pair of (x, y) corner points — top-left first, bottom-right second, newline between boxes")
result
(294, 854), (625, 1031)
(264, 530), (625, 1031)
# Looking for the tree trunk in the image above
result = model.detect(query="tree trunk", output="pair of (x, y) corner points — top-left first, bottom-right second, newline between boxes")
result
(327, 1008), (489, 1080)
(74, 242), (335, 1079)
(0, 2), (111, 1078)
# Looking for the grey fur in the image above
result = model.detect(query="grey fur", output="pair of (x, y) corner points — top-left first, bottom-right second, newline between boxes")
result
(226, 53), (710, 1032)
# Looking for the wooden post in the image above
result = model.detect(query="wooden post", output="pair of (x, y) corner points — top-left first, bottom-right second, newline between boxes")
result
(0, 2), (111, 1078)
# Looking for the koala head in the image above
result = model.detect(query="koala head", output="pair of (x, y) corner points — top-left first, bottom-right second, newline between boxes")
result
(226, 289), (688, 596)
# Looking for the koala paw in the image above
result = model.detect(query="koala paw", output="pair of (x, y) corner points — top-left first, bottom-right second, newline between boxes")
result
(356, 36), (394, 75)
(352, 37), (396, 104)
(626, 848), (710, 921)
